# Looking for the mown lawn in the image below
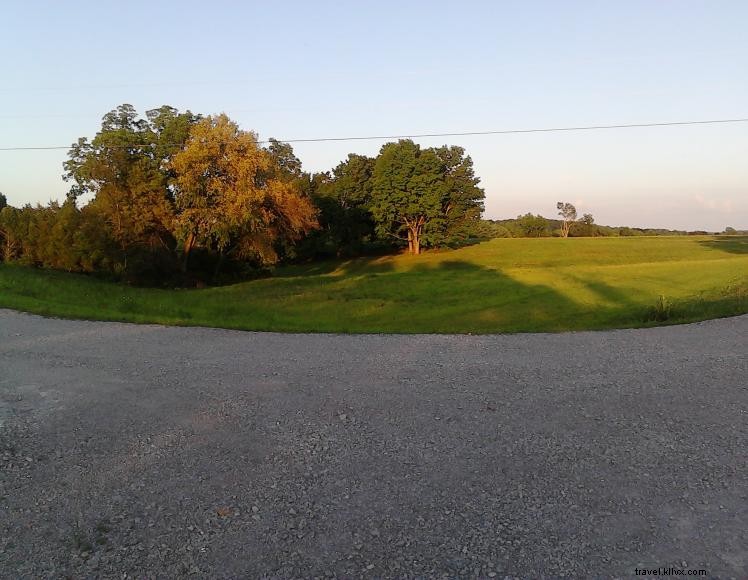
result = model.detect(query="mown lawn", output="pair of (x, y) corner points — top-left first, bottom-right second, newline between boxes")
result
(1, 236), (746, 333)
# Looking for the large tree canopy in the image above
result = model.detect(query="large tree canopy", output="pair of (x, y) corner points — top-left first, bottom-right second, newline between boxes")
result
(2, 104), (492, 285)
(309, 153), (376, 256)
(170, 114), (318, 269)
(430, 145), (485, 245)
(63, 104), (198, 270)
(369, 140), (484, 254)
(56, 105), (317, 280)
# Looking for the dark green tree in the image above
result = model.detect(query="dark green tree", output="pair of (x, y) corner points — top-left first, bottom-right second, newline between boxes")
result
(370, 140), (439, 254)
(369, 140), (484, 254)
(516, 213), (550, 237)
(429, 145), (484, 245)
(265, 138), (303, 182)
(313, 154), (376, 255)
(572, 213), (597, 237)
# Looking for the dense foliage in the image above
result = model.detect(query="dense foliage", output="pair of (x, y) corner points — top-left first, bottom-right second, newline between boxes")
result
(1, 104), (739, 286)
(1, 106), (489, 283)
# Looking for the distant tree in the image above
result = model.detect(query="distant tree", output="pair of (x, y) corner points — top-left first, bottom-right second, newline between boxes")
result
(581, 213), (595, 235)
(474, 220), (512, 239)
(556, 202), (577, 238)
(170, 114), (318, 272)
(724, 226), (737, 235)
(594, 225), (617, 237)
(516, 213), (549, 237)
(0, 192), (7, 211)
(572, 213), (597, 237)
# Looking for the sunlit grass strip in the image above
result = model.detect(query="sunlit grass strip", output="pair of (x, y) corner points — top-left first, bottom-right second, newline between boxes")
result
(1, 236), (746, 333)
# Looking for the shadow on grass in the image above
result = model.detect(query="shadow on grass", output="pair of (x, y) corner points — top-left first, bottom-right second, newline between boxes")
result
(2, 259), (747, 333)
(273, 254), (398, 278)
(569, 272), (747, 327)
(574, 278), (638, 308)
(697, 235), (748, 255)
(76, 259), (587, 332)
(270, 259), (584, 332)
(225, 259), (748, 332)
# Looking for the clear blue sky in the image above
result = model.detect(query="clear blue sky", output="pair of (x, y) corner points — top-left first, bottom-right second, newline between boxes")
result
(2, 0), (747, 230)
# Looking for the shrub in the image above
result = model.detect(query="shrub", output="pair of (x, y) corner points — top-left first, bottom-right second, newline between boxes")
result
(645, 295), (672, 322)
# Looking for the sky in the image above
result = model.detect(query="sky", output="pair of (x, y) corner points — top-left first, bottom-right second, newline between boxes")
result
(1, 0), (747, 231)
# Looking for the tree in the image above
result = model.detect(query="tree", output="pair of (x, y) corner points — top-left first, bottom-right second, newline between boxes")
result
(265, 138), (303, 182)
(146, 105), (199, 166)
(369, 140), (484, 254)
(370, 140), (440, 254)
(516, 213), (549, 237)
(324, 154), (374, 210)
(0, 206), (24, 261)
(473, 220), (512, 239)
(556, 201), (577, 238)
(429, 145), (485, 245)
(0, 192), (6, 211)
(311, 153), (376, 256)
(170, 114), (318, 272)
(63, 104), (197, 274)
(724, 226), (737, 235)
(573, 213), (597, 237)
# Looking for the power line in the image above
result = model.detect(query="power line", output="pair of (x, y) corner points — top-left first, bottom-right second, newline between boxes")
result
(1, 117), (747, 151)
(269, 118), (748, 143)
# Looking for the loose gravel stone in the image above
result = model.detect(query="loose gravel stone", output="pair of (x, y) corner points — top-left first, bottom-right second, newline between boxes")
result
(0, 309), (746, 578)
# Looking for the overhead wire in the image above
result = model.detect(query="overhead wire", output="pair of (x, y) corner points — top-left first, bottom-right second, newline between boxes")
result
(1, 117), (746, 151)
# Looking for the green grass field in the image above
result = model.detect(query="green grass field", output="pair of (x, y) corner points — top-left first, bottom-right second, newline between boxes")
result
(1, 236), (746, 333)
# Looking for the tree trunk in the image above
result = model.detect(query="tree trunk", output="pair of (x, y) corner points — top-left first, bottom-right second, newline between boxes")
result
(407, 230), (414, 254)
(181, 232), (196, 273)
(411, 226), (421, 255)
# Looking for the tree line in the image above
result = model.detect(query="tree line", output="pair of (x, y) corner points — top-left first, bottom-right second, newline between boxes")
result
(478, 201), (739, 239)
(0, 104), (484, 284)
(1, 105), (738, 285)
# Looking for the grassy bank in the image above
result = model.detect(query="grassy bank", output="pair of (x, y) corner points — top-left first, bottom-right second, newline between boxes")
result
(1, 236), (746, 333)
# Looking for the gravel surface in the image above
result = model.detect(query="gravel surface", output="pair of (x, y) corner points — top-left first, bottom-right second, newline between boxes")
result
(0, 309), (746, 579)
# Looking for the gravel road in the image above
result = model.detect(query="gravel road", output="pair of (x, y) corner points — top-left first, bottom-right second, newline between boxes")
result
(0, 309), (746, 579)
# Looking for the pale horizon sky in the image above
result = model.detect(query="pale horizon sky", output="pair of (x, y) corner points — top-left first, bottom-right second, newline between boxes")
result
(1, 0), (747, 230)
